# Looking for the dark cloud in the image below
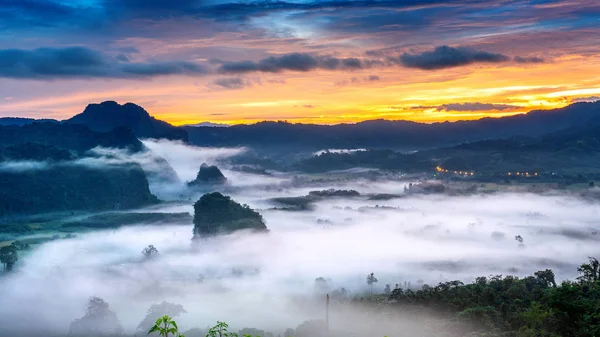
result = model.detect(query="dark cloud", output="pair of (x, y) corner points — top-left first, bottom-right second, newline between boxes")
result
(217, 53), (367, 74)
(397, 46), (510, 70)
(513, 56), (546, 63)
(437, 102), (520, 111)
(367, 75), (381, 81)
(211, 77), (252, 90)
(0, 47), (208, 80)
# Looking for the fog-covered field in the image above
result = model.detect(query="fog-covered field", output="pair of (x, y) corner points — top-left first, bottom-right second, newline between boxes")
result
(1, 140), (599, 336)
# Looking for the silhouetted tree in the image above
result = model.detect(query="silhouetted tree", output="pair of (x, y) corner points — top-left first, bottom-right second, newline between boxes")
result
(69, 297), (123, 336)
(367, 272), (378, 296)
(142, 245), (159, 259)
(577, 257), (600, 283)
(384, 284), (391, 294)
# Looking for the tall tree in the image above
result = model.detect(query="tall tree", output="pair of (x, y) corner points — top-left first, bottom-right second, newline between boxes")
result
(366, 273), (378, 297)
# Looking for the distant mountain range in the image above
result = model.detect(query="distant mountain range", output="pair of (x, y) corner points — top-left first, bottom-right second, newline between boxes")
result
(0, 117), (58, 126)
(183, 101), (600, 150)
(2, 100), (599, 152)
(184, 122), (230, 128)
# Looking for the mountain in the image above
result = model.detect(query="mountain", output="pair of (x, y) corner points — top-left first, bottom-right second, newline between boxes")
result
(0, 117), (58, 126)
(0, 122), (144, 153)
(66, 101), (188, 141)
(0, 123), (158, 217)
(419, 119), (600, 174)
(187, 163), (227, 186)
(184, 122), (230, 128)
(0, 163), (158, 216)
(184, 101), (600, 150)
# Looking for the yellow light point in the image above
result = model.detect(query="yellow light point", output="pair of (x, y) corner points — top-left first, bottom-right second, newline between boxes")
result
(517, 172), (520, 176)
(454, 171), (458, 174)
(535, 172), (538, 176)
(470, 172), (474, 176)
(508, 172), (511, 176)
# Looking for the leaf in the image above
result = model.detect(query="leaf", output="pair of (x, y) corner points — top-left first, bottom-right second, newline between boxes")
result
(148, 325), (160, 335)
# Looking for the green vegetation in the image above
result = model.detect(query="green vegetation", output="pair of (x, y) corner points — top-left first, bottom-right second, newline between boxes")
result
(139, 302), (187, 334)
(193, 192), (267, 238)
(383, 257), (600, 337)
(148, 316), (185, 337)
(0, 164), (158, 216)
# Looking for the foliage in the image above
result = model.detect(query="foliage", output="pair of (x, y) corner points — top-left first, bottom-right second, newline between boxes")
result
(0, 164), (158, 216)
(192, 192), (267, 238)
(386, 258), (600, 337)
(69, 297), (124, 336)
(148, 316), (185, 337)
(138, 302), (186, 333)
(0, 245), (18, 271)
(142, 245), (160, 259)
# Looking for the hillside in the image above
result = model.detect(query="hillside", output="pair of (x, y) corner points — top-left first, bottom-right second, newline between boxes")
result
(66, 101), (188, 141)
(185, 101), (600, 150)
(0, 163), (158, 216)
(0, 117), (58, 126)
(0, 122), (144, 153)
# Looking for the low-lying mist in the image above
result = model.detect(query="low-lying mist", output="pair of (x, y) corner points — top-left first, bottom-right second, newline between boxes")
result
(1, 140), (599, 336)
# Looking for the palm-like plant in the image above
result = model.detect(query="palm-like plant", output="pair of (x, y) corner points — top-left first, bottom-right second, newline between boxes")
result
(148, 315), (184, 337)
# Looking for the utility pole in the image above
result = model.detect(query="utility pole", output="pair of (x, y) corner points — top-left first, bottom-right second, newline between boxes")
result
(325, 294), (330, 331)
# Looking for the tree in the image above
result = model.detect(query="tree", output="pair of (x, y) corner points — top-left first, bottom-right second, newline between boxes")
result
(148, 316), (184, 337)
(142, 245), (159, 259)
(366, 272), (378, 296)
(0, 245), (18, 271)
(207, 321), (237, 337)
(384, 284), (391, 294)
(139, 302), (186, 333)
(534, 269), (557, 287)
(577, 257), (600, 283)
(70, 297), (124, 336)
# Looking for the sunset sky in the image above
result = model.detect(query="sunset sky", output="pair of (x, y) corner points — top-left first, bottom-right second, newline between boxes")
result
(1, 0), (599, 125)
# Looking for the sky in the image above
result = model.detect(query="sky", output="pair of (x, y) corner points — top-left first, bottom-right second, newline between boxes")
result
(0, 0), (599, 125)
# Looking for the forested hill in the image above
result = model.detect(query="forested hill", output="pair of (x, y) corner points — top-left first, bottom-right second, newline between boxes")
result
(0, 122), (144, 153)
(0, 123), (157, 217)
(185, 101), (600, 150)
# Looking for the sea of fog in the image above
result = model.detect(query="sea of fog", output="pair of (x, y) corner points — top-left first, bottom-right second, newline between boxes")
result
(1, 140), (599, 335)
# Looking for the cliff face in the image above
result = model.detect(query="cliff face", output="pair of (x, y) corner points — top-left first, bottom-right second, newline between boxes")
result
(0, 164), (158, 216)
(192, 192), (267, 238)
